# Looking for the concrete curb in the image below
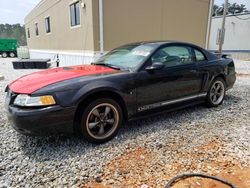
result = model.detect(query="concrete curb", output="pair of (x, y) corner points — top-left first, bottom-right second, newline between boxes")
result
(0, 75), (4, 81)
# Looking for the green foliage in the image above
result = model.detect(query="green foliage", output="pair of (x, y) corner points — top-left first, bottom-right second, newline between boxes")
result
(213, 2), (249, 17)
(0, 24), (27, 46)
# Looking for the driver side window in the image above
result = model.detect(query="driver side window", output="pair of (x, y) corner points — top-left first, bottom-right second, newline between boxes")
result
(151, 46), (193, 68)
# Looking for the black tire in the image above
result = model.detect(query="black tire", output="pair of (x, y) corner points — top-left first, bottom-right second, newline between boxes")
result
(77, 98), (123, 144)
(2, 52), (8, 58)
(9, 52), (16, 58)
(206, 77), (226, 107)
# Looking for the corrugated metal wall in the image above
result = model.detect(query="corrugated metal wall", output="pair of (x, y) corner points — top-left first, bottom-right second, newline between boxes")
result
(209, 13), (250, 60)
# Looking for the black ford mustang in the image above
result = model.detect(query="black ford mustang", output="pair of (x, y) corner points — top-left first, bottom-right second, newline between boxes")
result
(5, 41), (236, 143)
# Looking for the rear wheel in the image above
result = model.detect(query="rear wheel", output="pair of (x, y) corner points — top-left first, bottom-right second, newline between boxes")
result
(9, 52), (16, 58)
(78, 98), (123, 144)
(206, 78), (226, 107)
(1, 52), (8, 58)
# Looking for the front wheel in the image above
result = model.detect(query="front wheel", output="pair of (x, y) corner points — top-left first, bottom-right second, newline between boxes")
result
(206, 78), (226, 107)
(78, 98), (123, 144)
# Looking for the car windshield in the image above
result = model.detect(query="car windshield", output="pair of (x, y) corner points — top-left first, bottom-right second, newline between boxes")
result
(93, 44), (156, 70)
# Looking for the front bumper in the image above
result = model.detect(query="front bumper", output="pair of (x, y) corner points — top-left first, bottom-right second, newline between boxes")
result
(7, 105), (76, 135)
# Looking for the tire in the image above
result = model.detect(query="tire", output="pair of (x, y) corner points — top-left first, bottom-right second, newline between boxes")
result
(1, 52), (8, 58)
(206, 77), (226, 107)
(78, 98), (123, 144)
(9, 52), (16, 58)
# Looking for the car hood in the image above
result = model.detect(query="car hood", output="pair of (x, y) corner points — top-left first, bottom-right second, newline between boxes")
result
(9, 65), (118, 94)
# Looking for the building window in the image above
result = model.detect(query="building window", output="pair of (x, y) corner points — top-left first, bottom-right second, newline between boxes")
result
(35, 23), (39, 36)
(27, 28), (30, 38)
(70, 1), (80, 27)
(45, 17), (51, 33)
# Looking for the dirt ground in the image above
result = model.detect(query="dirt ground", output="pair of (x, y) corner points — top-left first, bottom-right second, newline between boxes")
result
(84, 137), (250, 188)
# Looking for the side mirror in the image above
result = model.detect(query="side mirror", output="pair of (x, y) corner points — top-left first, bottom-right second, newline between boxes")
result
(145, 62), (164, 72)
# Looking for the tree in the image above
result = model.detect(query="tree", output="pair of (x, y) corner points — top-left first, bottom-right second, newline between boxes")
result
(213, 4), (220, 16)
(213, 2), (249, 17)
(0, 24), (27, 46)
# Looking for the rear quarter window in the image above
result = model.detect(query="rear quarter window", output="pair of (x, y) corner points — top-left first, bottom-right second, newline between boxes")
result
(195, 49), (206, 61)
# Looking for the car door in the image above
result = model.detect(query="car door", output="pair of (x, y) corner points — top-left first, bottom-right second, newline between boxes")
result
(136, 45), (203, 112)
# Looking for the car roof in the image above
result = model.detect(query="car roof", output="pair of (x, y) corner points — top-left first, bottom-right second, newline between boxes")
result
(123, 40), (203, 49)
(116, 41), (219, 62)
(131, 40), (219, 61)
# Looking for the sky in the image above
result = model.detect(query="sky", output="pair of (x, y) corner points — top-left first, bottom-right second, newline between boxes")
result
(0, 0), (40, 25)
(0, 0), (250, 25)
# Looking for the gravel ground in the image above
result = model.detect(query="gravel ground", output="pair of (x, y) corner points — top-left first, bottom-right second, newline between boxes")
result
(0, 58), (249, 187)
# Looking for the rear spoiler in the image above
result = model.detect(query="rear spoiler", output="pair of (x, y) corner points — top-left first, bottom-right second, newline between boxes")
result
(211, 52), (231, 59)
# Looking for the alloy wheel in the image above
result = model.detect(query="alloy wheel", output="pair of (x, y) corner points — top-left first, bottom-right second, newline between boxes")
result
(210, 80), (225, 105)
(86, 103), (119, 140)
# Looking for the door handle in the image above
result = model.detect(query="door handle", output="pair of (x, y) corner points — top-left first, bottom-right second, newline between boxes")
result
(190, 70), (197, 73)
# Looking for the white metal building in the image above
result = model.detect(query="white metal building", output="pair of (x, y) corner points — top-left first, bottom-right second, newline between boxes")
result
(209, 13), (250, 60)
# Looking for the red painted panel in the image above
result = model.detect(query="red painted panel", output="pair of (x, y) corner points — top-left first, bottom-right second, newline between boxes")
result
(9, 65), (116, 94)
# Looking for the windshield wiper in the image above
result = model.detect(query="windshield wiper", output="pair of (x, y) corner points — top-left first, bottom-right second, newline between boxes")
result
(91, 63), (121, 70)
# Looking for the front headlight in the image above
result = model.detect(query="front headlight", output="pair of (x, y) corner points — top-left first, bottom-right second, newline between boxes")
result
(14, 94), (56, 107)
